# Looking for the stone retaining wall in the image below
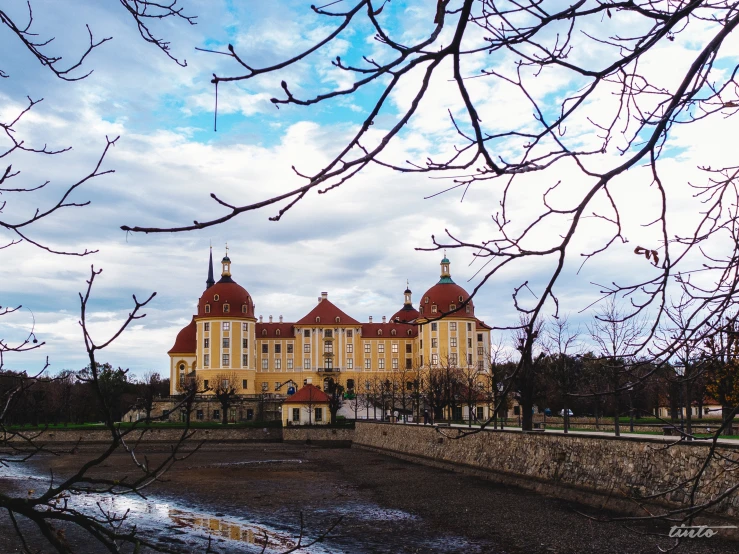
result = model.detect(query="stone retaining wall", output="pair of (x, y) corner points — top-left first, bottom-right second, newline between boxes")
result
(353, 422), (739, 520)
(4, 427), (283, 443)
(282, 427), (354, 444)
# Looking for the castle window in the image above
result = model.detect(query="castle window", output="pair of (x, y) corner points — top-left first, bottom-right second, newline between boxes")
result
(223, 337), (229, 348)
(204, 322), (210, 331)
(347, 330), (353, 338)
(431, 322), (438, 331)
(242, 322), (248, 331)
(275, 344), (281, 354)
(243, 355), (248, 367)
(407, 330), (412, 336)
(179, 363), (185, 371)
(287, 344), (293, 354)
(450, 304), (456, 311)
(325, 329), (333, 338)
(242, 305), (247, 313)
(223, 304), (230, 313)
(304, 329), (310, 338)
(377, 329), (383, 336)
(204, 354), (209, 367)
(466, 305), (471, 313)
(450, 322), (457, 331)
(425, 296), (429, 304)
(315, 317), (321, 323)
(287, 358), (293, 369)
(262, 329), (267, 336)
(242, 379), (247, 389)
(335, 317), (340, 323)
(223, 322), (230, 331)
(478, 333), (483, 342)
(222, 354), (230, 366)
(214, 294), (220, 301)
(451, 337), (457, 348)
(204, 338), (209, 348)
(378, 344), (385, 354)
(205, 304), (211, 313)
(391, 329), (397, 336)
(276, 329), (281, 336)
(459, 295), (464, 302)
(262, 359), (268, 369)
(242, 338), (248, 348)
(431, 305), (437, 313)
(262, 344), (268, 353)
(406, 343), (412, 354)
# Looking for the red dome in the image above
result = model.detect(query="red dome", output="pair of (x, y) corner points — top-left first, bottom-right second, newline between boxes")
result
(419, 282), (475, 319)
(197, 276), (255, 319)
(391, 305), (420, 323)
(168, 318), (196, 354)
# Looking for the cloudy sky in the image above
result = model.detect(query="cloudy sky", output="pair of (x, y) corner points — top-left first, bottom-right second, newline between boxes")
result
(1, 0), (736, 376)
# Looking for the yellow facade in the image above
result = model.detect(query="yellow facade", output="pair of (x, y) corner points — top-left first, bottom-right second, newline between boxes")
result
(168, 252), (492, 399)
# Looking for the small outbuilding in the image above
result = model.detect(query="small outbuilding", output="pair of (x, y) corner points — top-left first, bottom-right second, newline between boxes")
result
(283, 384), (330, 425)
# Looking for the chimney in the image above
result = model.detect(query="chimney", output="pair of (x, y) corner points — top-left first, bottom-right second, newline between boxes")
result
(382, 316), (386, 324)
(259, 315), (263, 323)
(279, 315), (283, 323)
(269, 315), (273, 323)
(321, 292), (328, 300)
(369, 316), (373, 323)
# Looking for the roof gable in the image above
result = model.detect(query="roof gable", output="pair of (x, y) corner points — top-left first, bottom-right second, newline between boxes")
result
(296, 298), (360, 326)
(286, 384), (330, 403)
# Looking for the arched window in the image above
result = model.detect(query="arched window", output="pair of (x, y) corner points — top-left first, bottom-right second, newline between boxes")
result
(242, 304), (247, 313)
(316, 317), (321, 323)
(214, 294), (220, 301)
(262, 329), (267, 336)
(466, 305), (471, 313)
(223, 303), (230, 313)
(424, 296), (429, 304)
(450, 304), (456, 311)
(335, 316), (340, 323)
(407, 329), (412, 336)
(458, 295), (464, 302)
(377, 329), (383, 336)
(431, 305), (438, 313)
(205, 304), (211, 313)
(179, 363), (185, 371)
(276, 329), (281, 336)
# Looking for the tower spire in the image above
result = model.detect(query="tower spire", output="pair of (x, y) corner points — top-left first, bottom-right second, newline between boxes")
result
(206, 245), (215, 289)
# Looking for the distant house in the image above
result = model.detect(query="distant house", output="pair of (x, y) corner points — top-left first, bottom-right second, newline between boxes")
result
(283, 384), (330, 425)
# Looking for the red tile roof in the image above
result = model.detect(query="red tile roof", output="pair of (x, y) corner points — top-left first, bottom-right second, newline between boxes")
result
(168, 317), (196, 354)
(476, 318), (492, 330)
(284, 384), (330, 403)
(360, 322), (418, 338)
(391, 305), (420, 323)
(296, 297), (360, 326)
(255, 322), (295, 339)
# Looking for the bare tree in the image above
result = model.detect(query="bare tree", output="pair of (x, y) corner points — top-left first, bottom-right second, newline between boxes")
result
(543, 316), (582, 433)
(212, 371), (240, 425)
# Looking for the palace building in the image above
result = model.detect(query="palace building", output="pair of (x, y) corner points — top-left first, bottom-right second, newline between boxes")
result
(168, 249), (492, 400)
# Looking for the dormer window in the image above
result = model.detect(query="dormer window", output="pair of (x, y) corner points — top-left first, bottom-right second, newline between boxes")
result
(262, 329), (267, 336)
(335, 317), (340, 323)
(205, 304), (211, 313)
(214, 294), (220, 301)
(425, 296), (429, 304)
(459, 295), (464, 302)
(223, 304), (230, 313)
(378, 329), (383, 336)
(242, 305), (247, 313)
(431, 305), (438, 313)
(466, 305), (471, 313)
(276, 329), (281, 336)
(450, 304), (456, 311)
(316, 317), (321, 323)
(391, 329), (397, 336)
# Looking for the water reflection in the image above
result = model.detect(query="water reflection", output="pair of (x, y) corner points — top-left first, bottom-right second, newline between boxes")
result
(168, 507), (299, 552)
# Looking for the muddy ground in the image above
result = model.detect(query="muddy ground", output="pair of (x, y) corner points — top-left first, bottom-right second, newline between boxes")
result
(0, 442), (735, 553)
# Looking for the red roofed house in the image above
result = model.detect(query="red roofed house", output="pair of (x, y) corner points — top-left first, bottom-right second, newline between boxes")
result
(282, 384), (330, 425)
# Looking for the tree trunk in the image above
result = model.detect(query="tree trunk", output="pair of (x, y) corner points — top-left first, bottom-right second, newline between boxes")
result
(722, 406), (735, 436)
(613, 394), (621, 437)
